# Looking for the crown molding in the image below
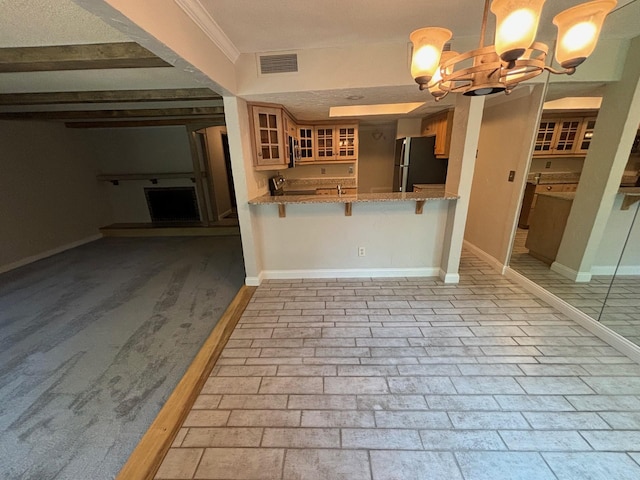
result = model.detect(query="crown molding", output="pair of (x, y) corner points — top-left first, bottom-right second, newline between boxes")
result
(174, 0), (241, 64)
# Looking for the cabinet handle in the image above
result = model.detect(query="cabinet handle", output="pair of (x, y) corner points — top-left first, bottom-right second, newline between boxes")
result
(546, 186), (552, 190)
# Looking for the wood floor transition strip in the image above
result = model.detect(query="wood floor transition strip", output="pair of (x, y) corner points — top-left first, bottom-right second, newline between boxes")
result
(116, 284), (256, 480)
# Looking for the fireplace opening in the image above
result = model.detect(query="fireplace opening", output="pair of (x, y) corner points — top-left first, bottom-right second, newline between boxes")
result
(145, 187), (200, 223)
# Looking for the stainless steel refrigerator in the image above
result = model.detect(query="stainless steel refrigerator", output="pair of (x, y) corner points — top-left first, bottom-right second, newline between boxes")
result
(392, 136), (448, 192)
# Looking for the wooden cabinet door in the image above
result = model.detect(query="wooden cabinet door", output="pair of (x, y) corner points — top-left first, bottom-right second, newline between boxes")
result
(534, 119), (559, 155)
(422, 110), (453, 158)
(335, 125), (358, 160)
(552, 118), (582, 154)
(298, 126), (314, 162)
(576, 117), (596, 154)
(315, 127), (335, 160)
(252, 106), (286, 167)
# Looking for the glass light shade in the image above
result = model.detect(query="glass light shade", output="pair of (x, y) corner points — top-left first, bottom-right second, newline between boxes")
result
(491, 0), (546, 63)
(410, 27), (452, 85)
(553, 0), (617, 68)
(428, 51), (459, 97)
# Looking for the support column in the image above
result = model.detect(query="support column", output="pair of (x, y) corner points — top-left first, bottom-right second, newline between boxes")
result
(439, 95), (486, 283)
(223, 96), (263, 285)
(553, 35), (640, 282)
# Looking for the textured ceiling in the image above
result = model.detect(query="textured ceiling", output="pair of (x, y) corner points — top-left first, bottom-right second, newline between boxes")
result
(202, 0), (638, 54)
(0, 0), (129, 47)
(0, 0), (638, 123)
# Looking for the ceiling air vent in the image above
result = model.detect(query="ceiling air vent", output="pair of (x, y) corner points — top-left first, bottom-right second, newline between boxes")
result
(258, 53), (298, 75)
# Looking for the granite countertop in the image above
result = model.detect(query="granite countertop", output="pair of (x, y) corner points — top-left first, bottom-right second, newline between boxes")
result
(249, 187), (458, 205)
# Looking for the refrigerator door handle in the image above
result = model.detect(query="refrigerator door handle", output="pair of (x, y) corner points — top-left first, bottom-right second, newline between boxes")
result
(400, 166), (409, 193)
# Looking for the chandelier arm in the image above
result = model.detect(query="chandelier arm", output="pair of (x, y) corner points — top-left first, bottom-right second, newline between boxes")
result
(479, 0), (491, 49)
(542, 65), (577, 76)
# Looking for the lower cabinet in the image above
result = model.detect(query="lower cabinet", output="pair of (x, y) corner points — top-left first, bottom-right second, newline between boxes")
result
(518, 182), (578, 229)
(526, 193), (575, 264)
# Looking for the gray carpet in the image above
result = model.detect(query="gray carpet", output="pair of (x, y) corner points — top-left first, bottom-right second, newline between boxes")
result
(0, 236), (245, 480)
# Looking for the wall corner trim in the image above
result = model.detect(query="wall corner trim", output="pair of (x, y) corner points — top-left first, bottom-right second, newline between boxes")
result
(439, 269), (460, 284)
(174, 0), (241, 63)
(550, 261), (592, 282)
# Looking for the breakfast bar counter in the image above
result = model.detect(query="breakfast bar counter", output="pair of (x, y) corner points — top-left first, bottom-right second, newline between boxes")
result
(249, 188), (458, 217)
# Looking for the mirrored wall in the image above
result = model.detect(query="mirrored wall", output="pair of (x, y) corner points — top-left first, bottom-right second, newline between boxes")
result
(508, 78), (640, 346)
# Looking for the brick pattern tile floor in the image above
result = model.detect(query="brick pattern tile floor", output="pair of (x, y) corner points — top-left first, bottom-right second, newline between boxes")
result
(156, 251), (640, 480)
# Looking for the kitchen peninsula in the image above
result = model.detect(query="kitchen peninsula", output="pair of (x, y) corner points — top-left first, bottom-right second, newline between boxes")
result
(248, 186), (458, 280)
(250, 187), (456, 217)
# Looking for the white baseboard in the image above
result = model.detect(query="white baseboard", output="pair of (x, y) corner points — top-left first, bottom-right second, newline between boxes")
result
(591, 265), (640, 276)
(504, 267), (640, 364)
(0, 234), (103, 275)
(463, 240), (507, 274)
(245, 271), (264, 286)
(257, 267), (441, 282)
(550, 261), (592, 282)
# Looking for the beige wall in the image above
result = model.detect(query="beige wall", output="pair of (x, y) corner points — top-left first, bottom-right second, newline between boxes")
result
(465, 86), (546, 266)
(85, 126), (195, 223)
(358, 124), (397, 193)
(0, 120), (110, 271)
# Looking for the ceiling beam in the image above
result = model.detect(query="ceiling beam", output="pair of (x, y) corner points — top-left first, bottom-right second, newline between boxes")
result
(64, 118), (226, 128)
(0, 106), (225, 121)
(0, 42), (171, 73)
(0, 88), (222, 106)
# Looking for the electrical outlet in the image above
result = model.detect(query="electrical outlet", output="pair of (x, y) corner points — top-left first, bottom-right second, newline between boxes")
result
(321, 168), (326, 174)
(545, 161), (552, 169)
(358, 247), (366, 257)
(508, 170), (515, 182)
(348, 166), (354, 174)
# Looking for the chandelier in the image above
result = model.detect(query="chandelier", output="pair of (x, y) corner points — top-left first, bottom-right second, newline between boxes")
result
(409, 0), (617, 100)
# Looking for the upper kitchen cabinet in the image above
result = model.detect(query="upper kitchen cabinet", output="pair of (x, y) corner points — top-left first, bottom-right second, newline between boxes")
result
(314, 124), (358, 162)
(250, 105), (288, 170)
(298, 126), (315, 162)
(421, 110), (454, 158)
(575, 117), (597, 154)
(533, 114), (597, 157)
(248, 102), (359, 169)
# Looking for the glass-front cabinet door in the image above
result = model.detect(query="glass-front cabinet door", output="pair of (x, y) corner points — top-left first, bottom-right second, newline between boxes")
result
(252, 106), (286, 167)
(553, 118), (582, 154)
(576, 117), (597, 154)
(298, 126), (314, 162)
(336, 125), (357, 159)
(315, 127), (335, 160)
(534, 120), (558, 154)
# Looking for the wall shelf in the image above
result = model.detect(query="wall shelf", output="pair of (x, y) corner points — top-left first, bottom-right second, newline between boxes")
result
(96, 172), (201, 185)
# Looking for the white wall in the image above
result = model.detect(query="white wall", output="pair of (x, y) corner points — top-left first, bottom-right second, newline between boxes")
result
(253, 200), (451, 277)
(465, 86), (546, 266)
(358, 124), (397, 193)
(0, 120), (110, 270)
(84, 126), (195, 223)
(592, 195), (640, 275)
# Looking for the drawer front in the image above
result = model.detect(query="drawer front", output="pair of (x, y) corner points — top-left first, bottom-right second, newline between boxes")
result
(535, 184), (565, 193)
(562, 184), (578, 192)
